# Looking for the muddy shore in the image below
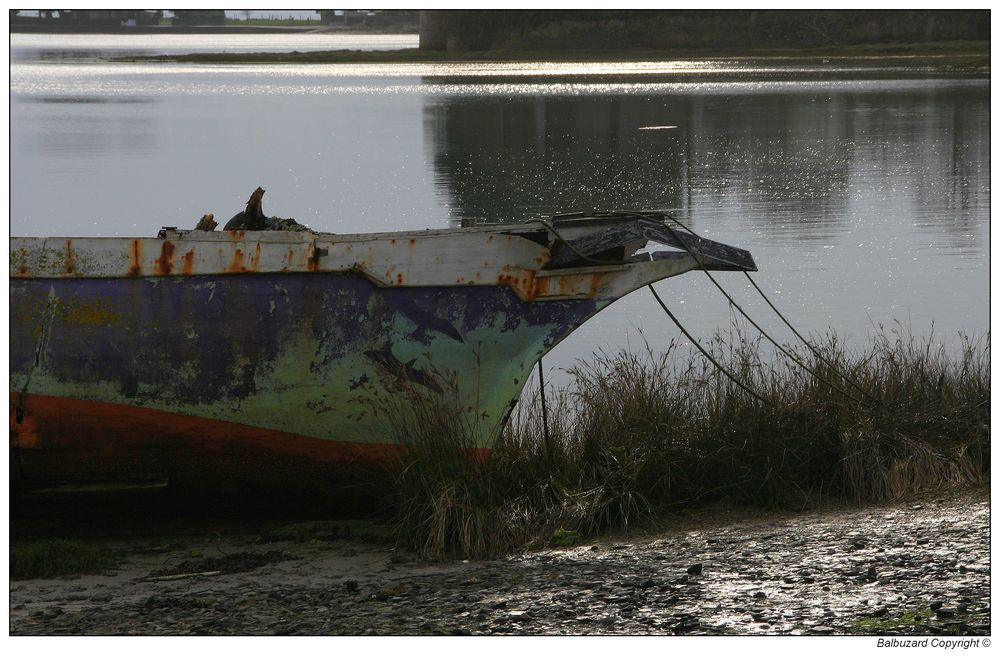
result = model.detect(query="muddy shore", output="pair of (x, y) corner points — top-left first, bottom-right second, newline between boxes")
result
(10, 487), (989, 635)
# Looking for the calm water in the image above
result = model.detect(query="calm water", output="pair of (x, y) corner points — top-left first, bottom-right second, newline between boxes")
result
(9, 34), (990, 380)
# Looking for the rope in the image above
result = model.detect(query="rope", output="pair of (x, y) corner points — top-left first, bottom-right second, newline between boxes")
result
(537, 358), (553, 465)
(647, 284), (771, 405)
(742, 272), (877, 403)
(530, 215), (772, 405)
(643, 214), (869, 407)
(614, 209), (882, 407)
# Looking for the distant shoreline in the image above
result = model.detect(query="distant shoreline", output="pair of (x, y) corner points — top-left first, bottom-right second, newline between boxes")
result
(9, 25), (415, 35)
(116, 40), (988, 73)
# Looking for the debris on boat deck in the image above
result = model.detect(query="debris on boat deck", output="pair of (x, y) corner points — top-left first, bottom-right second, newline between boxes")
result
(222, 186), (309, 232)
(194, 213), (217, 232)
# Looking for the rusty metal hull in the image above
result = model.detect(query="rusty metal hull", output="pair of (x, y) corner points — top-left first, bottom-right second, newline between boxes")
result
(10, 215), (756, 504)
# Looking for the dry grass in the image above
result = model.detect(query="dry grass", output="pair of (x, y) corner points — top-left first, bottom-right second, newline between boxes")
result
(384, 328), (989, 558)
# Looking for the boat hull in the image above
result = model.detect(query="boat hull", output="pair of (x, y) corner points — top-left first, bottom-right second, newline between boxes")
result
(11, 272), (601, 502)
(10, 215), (756, 509)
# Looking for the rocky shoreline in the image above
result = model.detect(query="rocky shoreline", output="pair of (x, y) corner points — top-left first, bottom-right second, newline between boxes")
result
(10, 487), (990, 635)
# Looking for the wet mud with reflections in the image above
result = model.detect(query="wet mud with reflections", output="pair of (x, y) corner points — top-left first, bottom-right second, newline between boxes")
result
(10, 487), (989, 635)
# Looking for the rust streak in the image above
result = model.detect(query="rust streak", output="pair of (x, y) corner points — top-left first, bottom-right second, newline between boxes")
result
(307, 247), (322, 272)
(155, 241), (175, 276)
(534, 275), (553, 299)
(64, 240), (74, 274)
(589, 272), (606, 298)
(251, 242), (262, 271)
(497, 267), (538, 301)
(127, 240), (143, 277)
(182, 250), (195, 275)
(557, 275), (578, 297)
(228, 248), (246, 273)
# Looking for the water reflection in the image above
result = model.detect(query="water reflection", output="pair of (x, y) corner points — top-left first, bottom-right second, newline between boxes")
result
(16, 100), (158, 158)
(422, 82), (989, 259)
(31, 96), (154, 104)
(424, 96), (687, 223)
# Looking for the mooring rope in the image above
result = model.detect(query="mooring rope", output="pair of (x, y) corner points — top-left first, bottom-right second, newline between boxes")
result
(537, 357), (553, 464)
(530, 216), (773, 405)
(612, 210), (882, 408)
(646, 283), (772, 405)
(741, 271), (877, 402)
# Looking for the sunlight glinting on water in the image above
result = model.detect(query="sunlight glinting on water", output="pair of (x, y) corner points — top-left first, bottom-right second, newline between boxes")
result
(12, 62), (984, 98)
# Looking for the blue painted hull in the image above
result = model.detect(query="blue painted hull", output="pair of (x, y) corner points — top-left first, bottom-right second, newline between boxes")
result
(11, 272), (601, 495)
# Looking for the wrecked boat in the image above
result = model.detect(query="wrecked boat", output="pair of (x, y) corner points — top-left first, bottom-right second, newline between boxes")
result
(10, 212), (755, 509)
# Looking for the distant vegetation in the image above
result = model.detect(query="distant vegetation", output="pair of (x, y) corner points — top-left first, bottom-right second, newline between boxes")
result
(388, 328), (989, 559)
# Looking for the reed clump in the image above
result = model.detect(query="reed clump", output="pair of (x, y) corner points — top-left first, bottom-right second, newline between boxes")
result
(387, 328), (989, 559)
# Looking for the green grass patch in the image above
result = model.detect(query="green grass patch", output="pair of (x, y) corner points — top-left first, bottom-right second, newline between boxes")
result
(11, 539), (121, 580)
(851, 608), (938, 633)
(549, 528), (582, 547)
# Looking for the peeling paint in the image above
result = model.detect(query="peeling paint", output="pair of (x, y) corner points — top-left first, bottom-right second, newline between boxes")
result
(62, 297), (121, 327)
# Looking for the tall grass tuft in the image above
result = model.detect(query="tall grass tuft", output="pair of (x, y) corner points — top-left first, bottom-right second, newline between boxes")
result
(381, 387), (529, 559)
(384, 328), (989, 558)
